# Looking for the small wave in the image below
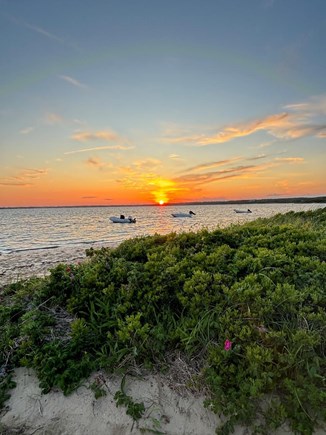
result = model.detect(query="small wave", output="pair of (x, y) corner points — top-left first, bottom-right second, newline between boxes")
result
(2, 245), (60, 254)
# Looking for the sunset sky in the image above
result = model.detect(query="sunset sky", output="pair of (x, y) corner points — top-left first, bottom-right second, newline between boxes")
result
(0, 0), (325, 207)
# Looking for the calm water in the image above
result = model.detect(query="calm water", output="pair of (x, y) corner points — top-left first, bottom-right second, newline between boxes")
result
(0, 203), (324, 254)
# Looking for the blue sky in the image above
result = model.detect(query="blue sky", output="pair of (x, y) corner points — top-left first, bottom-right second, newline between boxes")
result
(0, 0), (325, 206)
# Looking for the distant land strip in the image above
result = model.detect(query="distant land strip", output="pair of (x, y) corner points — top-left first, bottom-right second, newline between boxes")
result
(1, 196), (325, 209)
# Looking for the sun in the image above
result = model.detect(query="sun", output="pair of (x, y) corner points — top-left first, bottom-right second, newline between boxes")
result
(159, 200), (165, 205)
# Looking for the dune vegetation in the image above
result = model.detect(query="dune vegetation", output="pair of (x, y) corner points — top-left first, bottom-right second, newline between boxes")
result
(1, 208), (325, 434)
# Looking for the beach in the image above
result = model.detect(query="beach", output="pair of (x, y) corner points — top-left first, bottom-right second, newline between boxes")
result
(0, 246), (90, 288)
(4, 367), (326, 435)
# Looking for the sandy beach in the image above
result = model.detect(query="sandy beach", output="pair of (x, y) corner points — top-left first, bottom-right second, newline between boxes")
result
(2, 367), (325, 435)
(1, 367), (222, 435)
(0, 245), (107, 289)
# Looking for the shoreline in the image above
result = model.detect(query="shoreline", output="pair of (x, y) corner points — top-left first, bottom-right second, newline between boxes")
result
(0, 244), (111, 288)
(1, 196), (325, 209)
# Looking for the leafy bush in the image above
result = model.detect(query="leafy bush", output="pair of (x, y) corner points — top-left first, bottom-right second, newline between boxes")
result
(1, 208), (325, 434)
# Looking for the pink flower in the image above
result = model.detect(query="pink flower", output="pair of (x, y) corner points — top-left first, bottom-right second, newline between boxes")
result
(224, 339), (232, 351)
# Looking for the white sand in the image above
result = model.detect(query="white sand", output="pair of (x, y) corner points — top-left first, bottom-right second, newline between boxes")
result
(2, 368), (325, 435)
(1, 367), (224, 435)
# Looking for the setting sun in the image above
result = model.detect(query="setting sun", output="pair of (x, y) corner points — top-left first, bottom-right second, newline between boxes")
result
(159, 200), (165, 205)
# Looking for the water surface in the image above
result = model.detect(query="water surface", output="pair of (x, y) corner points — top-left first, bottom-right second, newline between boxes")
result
(0, 203), (324, 254)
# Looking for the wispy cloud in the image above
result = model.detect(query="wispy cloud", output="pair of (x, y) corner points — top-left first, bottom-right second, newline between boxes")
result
(0, 168), (48, 187)
(165, 94), (326, 146)
(71, 130), (119, 142)
(85, 157), (113, 171)
(181, 158), (240, 173)
(284, 94), (326, 115)
(275, 157), (304, 164)
(172, 152), (308, 195)
(5, 13), (80, 51)
(0, 181), (32, 187)
(24, 22), (64, 42)
(81, 196), (97, 199)
(132, 158), (161, 170)
(19, 126), (34, 135)
(45, 112), (63, 125)
(65, 145), (133, 155)
(59, 75), (87, 89)
(174, 165), (258, 185)
(246, 154), (268, 161)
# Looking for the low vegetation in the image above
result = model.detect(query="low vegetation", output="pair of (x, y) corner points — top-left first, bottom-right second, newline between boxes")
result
(1, 208), (325, 434)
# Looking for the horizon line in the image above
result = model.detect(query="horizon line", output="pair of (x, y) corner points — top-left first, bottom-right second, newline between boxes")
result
(1, 195), (325, 209)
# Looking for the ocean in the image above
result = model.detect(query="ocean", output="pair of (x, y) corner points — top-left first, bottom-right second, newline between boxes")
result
(1, 203), (324, 254)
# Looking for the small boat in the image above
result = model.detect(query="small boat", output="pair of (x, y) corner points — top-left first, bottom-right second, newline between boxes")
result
(171, 210), (196, 218)
(234, 209), (252, 214)
(110, 215), (136, 223)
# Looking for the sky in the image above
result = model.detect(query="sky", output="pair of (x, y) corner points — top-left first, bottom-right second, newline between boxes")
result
(0, 0), (325, 207)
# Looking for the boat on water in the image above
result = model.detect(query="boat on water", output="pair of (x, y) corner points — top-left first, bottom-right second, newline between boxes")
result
(171, 210), (196, 218)
(110, 215), (136, 223)
(234, 209), (252, 214)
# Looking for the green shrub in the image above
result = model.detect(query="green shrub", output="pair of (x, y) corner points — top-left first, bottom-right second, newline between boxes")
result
(1, 208), (325, 434)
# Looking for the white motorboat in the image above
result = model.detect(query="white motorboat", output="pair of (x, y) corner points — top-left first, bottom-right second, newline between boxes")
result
(234, 209), (252, 214)
(171, 210), (196, 218)
(110, 215), (136, 223)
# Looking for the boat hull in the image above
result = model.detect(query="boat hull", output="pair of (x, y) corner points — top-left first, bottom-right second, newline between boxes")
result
(234, 209), (252, 214)
(109, 217), (136, 223)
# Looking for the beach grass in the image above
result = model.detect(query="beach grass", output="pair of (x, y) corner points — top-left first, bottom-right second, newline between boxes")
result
(1, 208), (325, 434)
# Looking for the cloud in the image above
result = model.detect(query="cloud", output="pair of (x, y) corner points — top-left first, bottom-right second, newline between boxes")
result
(170, 152), (309, 196)
(0, 168), (48, 187)
(180, 155), (267, 175)
(246, 154), (268, 161)
(59, 75), (87, 89)
(84, 157), (113, 171)
(16, 168), (48, 179)
(86, 157), (101, 166)
(284, 94), (326, 115)
(181, 158), (240, 173)
(24, 22), (64, 43)
(20, 127), (34, 135)
(169, 154), (181, 159)
(166, 95), (326, 146)
(166, 113), (291, 145)
(82, 196), (97, 199)
(275, 157), (304, 164)
(45, 112), (63, 124)
(132, 158), (161, 169)
(5, 14), (80, 51)
(65, 145), (133, 155)
(71, 130), (119, 142)
(0, 181), (32, 187)
(174, 165), (258, 185)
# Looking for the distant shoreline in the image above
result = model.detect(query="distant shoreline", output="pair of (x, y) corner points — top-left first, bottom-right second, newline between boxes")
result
(1, 196), (325, 209)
